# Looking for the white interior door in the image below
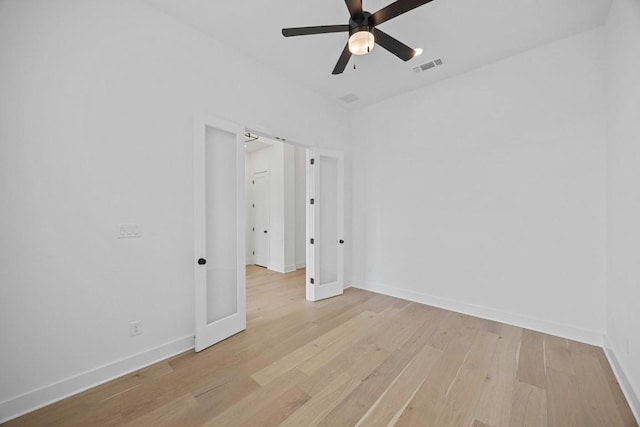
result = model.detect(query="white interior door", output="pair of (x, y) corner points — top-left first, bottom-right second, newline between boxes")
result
(252, 171), (269, 267)
(306, 148), (344, 301)
(194, 113), (246, 352)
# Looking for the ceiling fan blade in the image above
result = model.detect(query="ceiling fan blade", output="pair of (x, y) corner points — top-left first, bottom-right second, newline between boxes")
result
(332, 43), (352, 75)
(373, 29), (415, 61)
(282, 25), (350, 37)
(369, 0), (435, 27)
(345, 0), (363, 18)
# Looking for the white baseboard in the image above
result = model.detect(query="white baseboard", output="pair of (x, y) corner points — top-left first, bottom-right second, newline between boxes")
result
(604, 335), (640, 424)
(0, 335), (195, 424)
(352, 281), (603, 346)
(296, 262), (306, 270)
(268, 264), (297, 273)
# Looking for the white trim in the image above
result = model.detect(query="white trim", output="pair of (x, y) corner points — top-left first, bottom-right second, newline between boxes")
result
(267, 264), (297, 274)
(296, 262), (306, 270)
(0, 336), (194, 424)
(352, 280), (603, 346)
(604, 335), (640, 424)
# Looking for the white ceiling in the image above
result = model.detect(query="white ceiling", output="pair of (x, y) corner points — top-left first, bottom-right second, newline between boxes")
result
(143, 0), (612, 110)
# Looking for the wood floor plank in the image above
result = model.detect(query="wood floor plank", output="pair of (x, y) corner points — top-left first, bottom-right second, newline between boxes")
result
(123, 393), (198, 426)
(201, 369), (308, 426)
(572, 352), (625, 427)
(5, 265), (636, 427)
(516, 329), (547, 389)
(279, 373), (361, 427)
(250, 309), (377, 385)
(394, 319), (480, 426)
(424, 310), (462, 350)
(315, 346), (417, 427)
(369, 303), (431, 352)
(608, 379), (639, 427)
(509, 382), (547, 427)
(354, 343), (442, 427)
(240, 386), (310, 427)
(474, 324), (522, 427)
(545, 367), (592, 427)
(298, 337), (391, 397)
(544, 334), (574, 375)
(297, 309), (392, 375)
(180, 374), (261, 425)
(432, 330), (501, 426)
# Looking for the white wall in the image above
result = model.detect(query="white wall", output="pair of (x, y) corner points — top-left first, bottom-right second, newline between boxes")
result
(283, 145), (296, 272)
(294, 146), (307, 268)
(0, 0), (348, 420)
(605, 0), (640, 417)
(351, 28), (607, 344)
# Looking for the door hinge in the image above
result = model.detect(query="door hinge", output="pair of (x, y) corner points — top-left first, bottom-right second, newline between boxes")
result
(310, 278), (315, 284)
(310, 238), (314, 244)
(310, 158), (315, 165)
(310, 198), (315, 205)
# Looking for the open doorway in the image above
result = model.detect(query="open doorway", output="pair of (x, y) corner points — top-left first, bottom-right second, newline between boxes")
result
(244, 132), (307, 274)
(193, 115), (344, 353)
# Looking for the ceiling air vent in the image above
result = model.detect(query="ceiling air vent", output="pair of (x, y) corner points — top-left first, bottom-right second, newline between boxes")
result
(413, 58), (444, 73)
(339, 93), (360, 103)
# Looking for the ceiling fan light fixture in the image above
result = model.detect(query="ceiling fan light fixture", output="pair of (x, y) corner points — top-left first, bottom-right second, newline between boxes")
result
(348, 29), (375, 55)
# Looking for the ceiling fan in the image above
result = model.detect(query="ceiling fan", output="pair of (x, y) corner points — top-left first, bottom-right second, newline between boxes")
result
(282, 0), (434, 75)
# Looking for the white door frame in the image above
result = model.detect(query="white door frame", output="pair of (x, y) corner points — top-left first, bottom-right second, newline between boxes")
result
(194, 112), (246, 352)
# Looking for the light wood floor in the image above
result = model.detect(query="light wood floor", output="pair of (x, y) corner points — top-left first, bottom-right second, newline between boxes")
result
(5, 266), (637, 426)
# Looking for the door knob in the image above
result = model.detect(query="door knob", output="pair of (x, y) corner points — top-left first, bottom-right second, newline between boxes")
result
(198, 258), (207, 265)
(264, 230), (268, 234)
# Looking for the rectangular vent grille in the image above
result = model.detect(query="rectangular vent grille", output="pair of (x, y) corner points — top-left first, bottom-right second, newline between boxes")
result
(421, 62), (436, 71)
(413, 58), (444, 73)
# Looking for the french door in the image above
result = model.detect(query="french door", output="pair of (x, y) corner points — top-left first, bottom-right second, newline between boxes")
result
(193, 113), (246, 352)
(306, 148), (345, 301)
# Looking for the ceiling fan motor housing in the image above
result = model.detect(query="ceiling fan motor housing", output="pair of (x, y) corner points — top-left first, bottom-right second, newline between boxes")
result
(348, 11), (374, 36)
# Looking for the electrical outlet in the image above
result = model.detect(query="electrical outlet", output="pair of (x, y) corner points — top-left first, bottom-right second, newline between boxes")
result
(130, 321), (142, 336)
